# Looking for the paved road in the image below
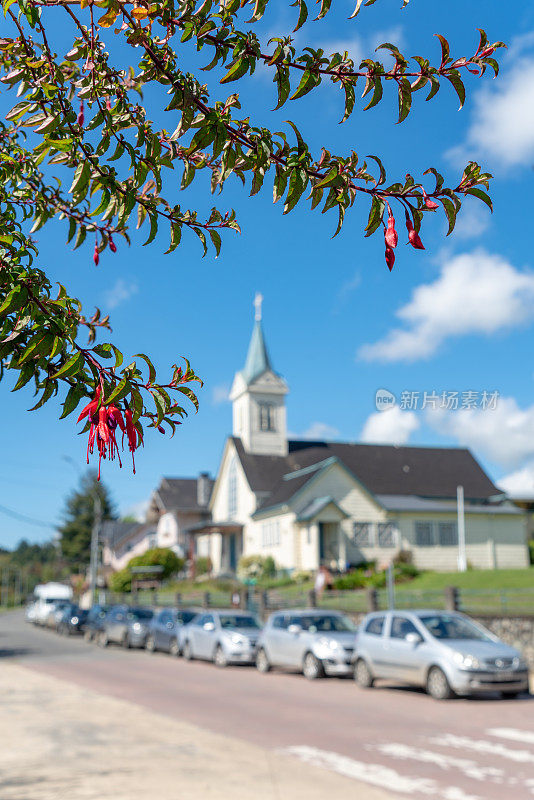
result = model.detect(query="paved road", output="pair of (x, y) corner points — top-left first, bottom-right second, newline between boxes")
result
(2, 611), (534, 800)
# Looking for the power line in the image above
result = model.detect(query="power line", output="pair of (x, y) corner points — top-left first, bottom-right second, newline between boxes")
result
(0, 503), (55, 529)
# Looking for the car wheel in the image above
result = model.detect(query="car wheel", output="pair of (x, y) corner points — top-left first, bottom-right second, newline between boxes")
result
(182, 640), (193, 661)
(427, 666), (454, 700)
(169, 639), (180, 657)
(256, 648), (271, 673)
(122, 632), (131, 649)
(99, 631), (109, 648)
(354, 659), (374, 688)
(83, 630), (93, 643)
(145, 635), (156, 653)
(214, 645), (228, 668)
(303, 652), (325, 680)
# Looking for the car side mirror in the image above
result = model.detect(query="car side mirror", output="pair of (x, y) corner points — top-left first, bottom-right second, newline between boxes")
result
(203, 622), (215, 631)
(405, 632), (422, 646)
(288, 624), (302, 635)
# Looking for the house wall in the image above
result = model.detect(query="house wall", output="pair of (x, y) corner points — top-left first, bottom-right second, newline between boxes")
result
(156, 512), (179, 551)
(104, 528), (157, 572)
(245, 511), (296, 570)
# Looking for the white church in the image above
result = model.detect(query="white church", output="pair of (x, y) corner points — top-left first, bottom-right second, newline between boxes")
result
(103, 297), (529, 575)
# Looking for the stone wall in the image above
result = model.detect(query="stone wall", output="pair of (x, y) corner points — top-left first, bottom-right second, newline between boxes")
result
(473, 615), (534, 667)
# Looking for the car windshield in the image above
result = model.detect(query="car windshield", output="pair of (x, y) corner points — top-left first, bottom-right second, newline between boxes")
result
(418, 614), (492, 641)
(300, 615), (357, 633)
(177, 611), (196, 625)
(219, 615), (260, 629)
(128, 609), (154, 621)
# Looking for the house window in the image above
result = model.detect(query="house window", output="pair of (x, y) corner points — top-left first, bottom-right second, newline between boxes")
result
(415, 522), (434, 547)
(228, 458), (237, 519)
(377, 523), (396, 548)
(261, 520), (280, 547)
(353, 522), (373, 547)
(259, 402), (275, 432)
(438, 522), (458, 546)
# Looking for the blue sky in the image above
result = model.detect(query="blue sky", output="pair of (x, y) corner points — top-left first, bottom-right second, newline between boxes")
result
(2, 0), (534, 547)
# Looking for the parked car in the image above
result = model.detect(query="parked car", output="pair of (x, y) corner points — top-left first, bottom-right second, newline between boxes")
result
(145, 608), (200, 656)
(181, 610), (262, 666)
(99, 606), (154, 649)
(83, 604), (110, 642)
(354, 609), (530, 700)
(56, 604), (89, 635)
(256, 609), (358, 679)
(32, 582), (73, 626)
(45, 599), (72, 629)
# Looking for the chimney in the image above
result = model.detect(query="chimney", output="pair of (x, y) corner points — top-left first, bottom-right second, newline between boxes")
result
(197, 472), (211, 507)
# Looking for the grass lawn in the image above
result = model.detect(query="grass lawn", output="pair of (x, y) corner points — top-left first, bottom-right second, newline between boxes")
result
(399, 567), (534, 592)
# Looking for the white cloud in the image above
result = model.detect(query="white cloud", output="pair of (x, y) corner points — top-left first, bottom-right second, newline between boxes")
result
(498, 463), (534, 499)
(358, 250), (534, 363)
(426, 397), (534, 469)
(212, 382), (230, 405)
(122, 499), (149, 522)
(301, 421), (340, 440)
(452, 201), (491, 240)
(103, 278), (138, 310)
(360, 406), (419, 445)
(320, 25), (405, 67)
(448, 55), (534, 170)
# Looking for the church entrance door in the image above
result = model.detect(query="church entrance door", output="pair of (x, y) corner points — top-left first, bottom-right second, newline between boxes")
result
(318, 522), (340, 567)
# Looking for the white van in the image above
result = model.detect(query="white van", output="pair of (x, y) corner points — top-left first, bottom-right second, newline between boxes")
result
(32, 583), (73, 626)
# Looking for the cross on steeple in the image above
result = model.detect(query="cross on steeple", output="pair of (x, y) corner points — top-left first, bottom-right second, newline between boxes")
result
(254, 291), (263, 322)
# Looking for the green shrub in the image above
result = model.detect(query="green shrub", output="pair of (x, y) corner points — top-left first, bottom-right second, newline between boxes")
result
(393, 549), (414, 566)
(237, 554), (278, 581)
(333, 570), (367, 590)
(108, 568), (131, 593)
(195, 556), (212, 576)
(529, 540), (534, 566)
(292, 570), (313, 584)
(128, 547), (184, 579)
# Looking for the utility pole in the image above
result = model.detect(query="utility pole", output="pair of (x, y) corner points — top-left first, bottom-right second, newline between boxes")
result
(1, 568), (9, 607)
(89, 493), (102, 607)
(457, 485), (467, 572)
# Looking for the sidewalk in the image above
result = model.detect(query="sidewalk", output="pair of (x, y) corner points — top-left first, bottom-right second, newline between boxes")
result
(0, 662), (393, 800)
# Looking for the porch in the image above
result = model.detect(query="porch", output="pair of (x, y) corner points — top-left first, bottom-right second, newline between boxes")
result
(186, 520), (244, 575)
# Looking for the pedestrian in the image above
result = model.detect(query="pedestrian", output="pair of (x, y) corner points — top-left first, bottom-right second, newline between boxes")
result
(232, 591), (240, 608)
(314, 566), (326, 599)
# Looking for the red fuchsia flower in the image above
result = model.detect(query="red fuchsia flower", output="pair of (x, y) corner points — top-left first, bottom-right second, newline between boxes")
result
(77, 385), (101, 424)
(405, 213), (425, 250)
(422, 190), (439, 211)
(107, 404), (125, 433)
(384, 204), (398, 249)
(93, 243), (100, 266)
(106, 97), (112, 112)
(385, 245), (395, 271)
(109, 236), (117, 253)
(77, 101), (84, 127)
(124, 408), (139, 474)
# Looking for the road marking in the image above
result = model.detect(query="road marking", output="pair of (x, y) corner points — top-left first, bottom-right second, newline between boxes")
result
(369, 743), (505, 782)
(430, 734), (534, 764)
(488, 729), (534, 747)
(281, 745), (482, 800)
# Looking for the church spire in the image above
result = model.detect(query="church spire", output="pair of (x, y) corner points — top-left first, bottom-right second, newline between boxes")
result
(241, 293), (272, 385)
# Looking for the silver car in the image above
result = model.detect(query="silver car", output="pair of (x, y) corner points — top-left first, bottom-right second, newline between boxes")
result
(256, 609), (358, 679)
(181, 610), (262, 667)
(354, 609), (530, 700)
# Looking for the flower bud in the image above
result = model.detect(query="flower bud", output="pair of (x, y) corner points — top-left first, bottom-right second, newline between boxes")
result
(93, 244), (100, 266)
(77, 101), (84, 127)
(109, 236), (117, 253)
(385, 246), (395, 271)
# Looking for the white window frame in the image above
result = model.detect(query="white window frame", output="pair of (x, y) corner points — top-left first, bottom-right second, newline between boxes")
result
(377, 523), (396, 548)
(259, 402), (276, 432)
(352, 522), (373, 547)
(228, 458), (237, 519)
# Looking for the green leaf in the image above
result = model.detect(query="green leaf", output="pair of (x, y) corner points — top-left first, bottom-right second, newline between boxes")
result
(50, 350), (84, 379)
(220, 58), (249, 84)
(176, 385), (199, 412)
(365, 196), (385, 237)
(397, 77), (412, 123)
(293, 0), (308, 31)
(209, 229), (222, 257)
(290, 69), (320, 101)
(143, 212), (158, 246)
(28, 382), (55, 412)
(11, 363), (34, 392)
(59, 384), (84, 419)
(0, 285), (27, 317)
(465, 187), (493, 212)
(441, 196), (458, 235)
(446, 72), (466, 109)
(105, 376), (131, 406)
(134, 352), (156, 384)
(68, 160), (91, 197)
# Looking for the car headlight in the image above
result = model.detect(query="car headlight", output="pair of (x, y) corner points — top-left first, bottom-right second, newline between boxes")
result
(515, 658), (528, 670)
(70, 616), (79, 625)
(132, 622), (142, 633)
(453, 651), (481, 669)
(318, 637), (339, 650)
(230, 634), (245, 645)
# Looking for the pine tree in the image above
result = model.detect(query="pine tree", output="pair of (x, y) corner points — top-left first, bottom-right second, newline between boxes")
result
(58, 471), (117, 572)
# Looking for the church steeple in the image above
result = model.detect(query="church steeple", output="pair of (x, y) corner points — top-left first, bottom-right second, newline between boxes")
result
(230, 294), (288, 456)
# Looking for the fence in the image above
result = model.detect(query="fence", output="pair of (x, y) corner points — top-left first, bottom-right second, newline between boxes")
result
(105, 584), (534, 619)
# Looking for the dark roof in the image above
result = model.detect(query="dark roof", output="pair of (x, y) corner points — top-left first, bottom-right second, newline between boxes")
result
(230, 437), (502, 512)
(155, 476), (215, 511)
(102, 521), (153, 548)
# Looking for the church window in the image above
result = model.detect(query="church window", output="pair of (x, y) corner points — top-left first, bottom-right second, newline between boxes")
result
(377, 523), (396, 548)
(259, 402), (275, 432)
(352, 522), (373, 547)
(228, 458), (237, 519)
